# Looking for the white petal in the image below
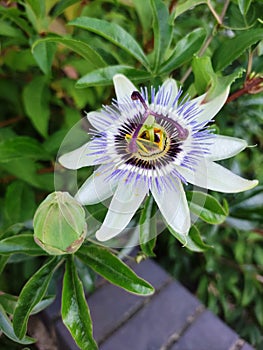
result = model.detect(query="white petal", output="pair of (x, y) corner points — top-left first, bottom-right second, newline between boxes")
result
(86, 111), (112, 131)
(113, 74), (138, 103)
(59, 141), (98, 170)
(155, 78), (178, 109)
(193, 86), (230, 124)
(96, 180), (147, 241)
(178, 160), (258, 193)
(75, 167), (116, 205)
(205, 135), (247, 161)
(152, 180), (190, 235)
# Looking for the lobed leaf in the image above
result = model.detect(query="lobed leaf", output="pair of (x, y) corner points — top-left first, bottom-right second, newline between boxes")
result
(0, 158), (54, 191)
(62, 256), (98, 350)
(159, 28), (206, 74)
(213, 29), (263, 71)
(0, 305), (35, 345)
(0, 136), (51, 163)
(32, 36), (107, 75)
(76, 65), (151, 88)
(0, 293), (17, 315)
(13, 257), (60, 339)
(69, 17), (149, 68)
(172, 0), (207, 20)
(51, 0), (83, 17)
(0, 292), (54, 316)
(151, 0), (173, 71)
(187, 191), (228, 225)
(192, 55), (244, 100)
(77, 245), (154, 295)
(0, 256), (9, 275)
(22, 76), (50, 138)
(238, 0), (252, 15)
(0, 233), (48, 256)
(133, 0), (152, 43)
(32, 40), (57, 75)
(168, 225), (211, 252)
(4, 181), (36, 225)
(25, 0), (45, 18)
(0, 7), (33, 36)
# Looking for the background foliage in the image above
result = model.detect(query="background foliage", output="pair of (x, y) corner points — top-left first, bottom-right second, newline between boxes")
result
(0, 0), (262, 348)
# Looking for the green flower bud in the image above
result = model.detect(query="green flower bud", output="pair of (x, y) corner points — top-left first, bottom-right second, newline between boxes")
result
(33, 192), (87, 255)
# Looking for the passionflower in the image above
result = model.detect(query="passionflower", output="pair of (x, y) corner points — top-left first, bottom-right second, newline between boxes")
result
(59, 74), (258, 241)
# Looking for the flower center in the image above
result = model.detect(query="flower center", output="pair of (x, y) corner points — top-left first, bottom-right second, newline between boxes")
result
(126, 91), (189, 156)
(125, 115), (171, 160)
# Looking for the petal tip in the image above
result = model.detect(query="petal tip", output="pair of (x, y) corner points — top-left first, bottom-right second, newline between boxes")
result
(58, 153), (76, 170)
(249, 179), (259, 189)
(95, 229), (116, 242)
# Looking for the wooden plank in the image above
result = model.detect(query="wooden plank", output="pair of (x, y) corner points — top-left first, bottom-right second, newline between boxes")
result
(170, 310), (240, 350)
(240, 343), (256, 350)
(43, 258), (255, 350)
(100, 281), (201, 350)
(89, 258), (171, 344)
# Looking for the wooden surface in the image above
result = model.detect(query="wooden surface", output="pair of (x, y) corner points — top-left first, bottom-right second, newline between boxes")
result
(43, 258), (255, 350)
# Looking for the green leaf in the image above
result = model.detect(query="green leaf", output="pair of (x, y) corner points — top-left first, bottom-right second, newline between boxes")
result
(4, 181), (36, 225)
(69, 17), (149, 68)
(172, 0), (207, 20)
(168, 225), (211, 252)
(0, 305), (35, 345)
(0, 20), (25, 39)
(31, 295), (55, 315)
(159, 28), (206, 74)
(32, 36), (107, 75)
(213, 29), (263, 71)
(0, 159), (54, 191)
(0, 256), (9, 275)
(192, 56), (214, 93)
(186, 191), (227, 224)
(238, 0), (252, 15)
(0, 233), (48, 256)
(0, 7), (33, 36)
(62, 256), (98, 350)
(0, 293), (55, 316)
(255, 298), (263, 326)
(13, 257), (60, 339)
(151, 0), (173, 71)
(32, 40), (57, 75)
(0, 293), (17, 315)
(77, 245), (154, 295)
(25, 0), (45, 18)
(192, 55), (244, 100)
(0, 136), (51, 163)
(76, 65), (151, 88)
(241, 272), (256, 306)
(22, 76), (50, 138)
(133, 0), (152, 43)
(139, 195), (157, 257)
(51, 0), (82, 17)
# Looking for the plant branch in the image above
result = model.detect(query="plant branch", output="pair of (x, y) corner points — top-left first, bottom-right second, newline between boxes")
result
(0, 116), (23, 128)
(226, 76), (263, 103)
(180, 0), (230, 84)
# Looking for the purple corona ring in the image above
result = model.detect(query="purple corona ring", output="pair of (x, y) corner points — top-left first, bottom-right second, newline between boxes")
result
(59, 74), (258, 241)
